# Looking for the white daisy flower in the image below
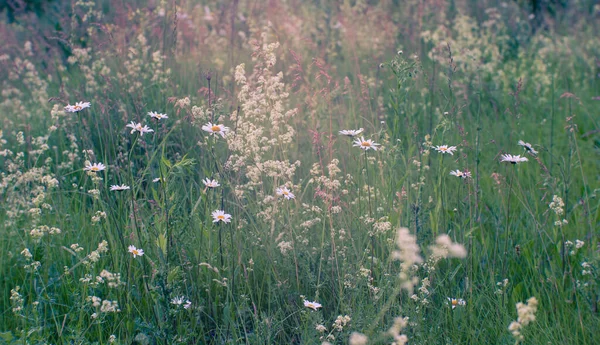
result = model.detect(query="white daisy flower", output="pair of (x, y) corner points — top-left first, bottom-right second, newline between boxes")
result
(303, 299), (322, 311)
(202, 178), (220, 188)
(84, 162), (106, 172)
(126, 121), (154, 136)
(449, 170), (471, 179)
(353, 136), (380, 151)
(64, 101), (91, 113)
(518, 140), (538, 156)
(183, 300), (192, 309)
(447, 297), (466, 309)
(110, 184), (131, 191)
(434, 145), (457, 155)
(148, 111), (169, 120)
(171, 296), (185, 306)
(339, 128), (364, 137)
(212, 210), (232, 223)
(276, 187), (295, 200)
(500, 154), (528, 164)
(128, 245), (144, 258)
(202, 122), (230, 138)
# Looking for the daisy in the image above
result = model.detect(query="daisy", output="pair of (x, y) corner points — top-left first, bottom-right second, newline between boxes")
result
(126, 121), (154, 136)
(449, 170), (471, 179)
(202, 122), (230, 138)
(517, 140), (538, 156)
(276, 187), (295, 200)
(148, 111), (169, 120)
(84, 162), (106, 172)
(339, 128), (364, 137)
(303, 299), (322, 311)
(110, 184), (130, 191)
(183, 300), (192, 309)
(171, 296), (185, 306)
(447, 297), (466, 309)
(202, 178), (220, 188)
(353, 136), (380, 151)
(212, 210), (232, 223)
(500, 154), (528, 164)
(434, 145), (457, 155)
(64, 101), (91, 113)
(128, 245), (144, 258)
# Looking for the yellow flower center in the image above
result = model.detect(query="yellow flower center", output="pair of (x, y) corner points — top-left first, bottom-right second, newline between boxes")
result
(362, 141), (371, 147)
(211, 125), (221, 132)
(132, 250), (139, 255)
(74, 105), (82, 110)
(451, 299), (458, 305)
(217, 215), (225, 220)
(440, 147), (448, 151)
(90, 167), (99, 171)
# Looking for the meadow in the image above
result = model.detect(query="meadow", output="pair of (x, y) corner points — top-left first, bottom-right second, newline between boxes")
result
(0, 0), (599, 344)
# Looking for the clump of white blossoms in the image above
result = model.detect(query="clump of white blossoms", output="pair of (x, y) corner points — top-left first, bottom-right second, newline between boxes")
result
(392, 227), (423, 292)
(434, 145), (457, 155)
(388, 316), (409, 345)
(500, 154), (528, 164)
(126, 121), (154, 136)
(339, 128), (364, 137)
(429, 234), (467, 260)
(353, 136), (380, 151)
(508, 297), (538, 344)
(349, 332), (368, 345)
(517, 140), (538, 156)
(64, 101), (91, 113)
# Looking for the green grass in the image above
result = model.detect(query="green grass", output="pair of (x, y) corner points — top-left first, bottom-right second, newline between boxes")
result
(0, 1), (599, 344)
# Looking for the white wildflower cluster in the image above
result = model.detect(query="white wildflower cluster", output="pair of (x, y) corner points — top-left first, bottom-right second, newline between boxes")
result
(10, 286), (24, 313)
(581, 262), (593, 276)
(225, 35), (299, 206)
(91, 211), (107, 224)
(332, 315), (351, 331)
(388, 316), (409, 345)
(83, 240), (109, 266)
(564, 239), (584, 256)
(549, 195), (564, 215)
(495, 278), (509, 295)
(508, 297), (538, 343)
(349, 332), (368, 345)
(391, 227), (423, 292)
(88, 296), (121, 315)
(370, 217), (392, 236)
(429, 234), (468, 260)
(29, 225), (62, 240)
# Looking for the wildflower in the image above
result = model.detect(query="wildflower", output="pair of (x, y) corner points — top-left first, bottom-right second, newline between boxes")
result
(148, 111), (168, 120)
(202, 122), (230, 138)
(500, 154), (528, 164)
(64, 101), (91, 113)
(303, 299), (322, 311)
(315, 324), (327, 333)
(152, 177), (162, 183)
(171, 296), (185, 306)
(183, 300), (192, 309)
(339, 128), (364, 137)
(353, 136), (380, 151)
(518, 140), (538, 156)
(449, 170), (471, 179)
(212, 210), (232, 223)
(110, 184), (130, 191)
(202, 178), (220, 188)
(434, 145), (457, 155)
(84, 162), (106, 172)
(447, 297), (466, 309)
(276, 187), (295, 200)
(128, 245), (144, 258)
(349, 332), (368, 345)
(126, 121), (154, 136)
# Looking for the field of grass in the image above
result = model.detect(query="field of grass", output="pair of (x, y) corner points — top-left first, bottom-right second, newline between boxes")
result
(0, 0), (599, 344)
